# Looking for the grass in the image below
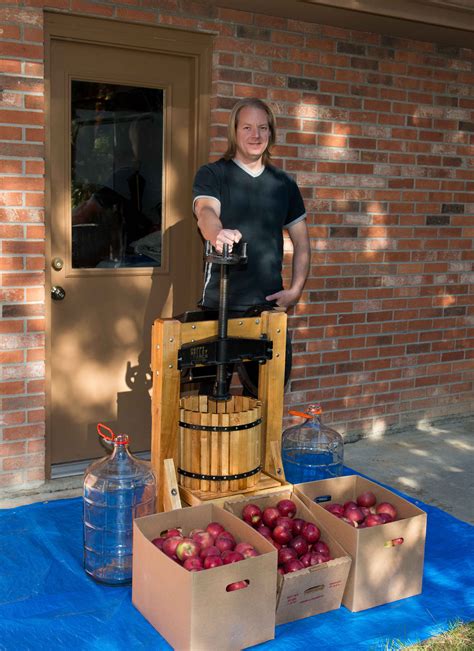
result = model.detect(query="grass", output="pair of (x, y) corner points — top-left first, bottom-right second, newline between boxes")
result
(386, 621), (474, 649)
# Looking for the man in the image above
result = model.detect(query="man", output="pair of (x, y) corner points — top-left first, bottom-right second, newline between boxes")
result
(193, 97), (310, 313)
(192, 97), (310, 394)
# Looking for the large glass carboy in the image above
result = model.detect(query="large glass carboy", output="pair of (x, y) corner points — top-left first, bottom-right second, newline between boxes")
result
(281, 404), (344, 484)
(83, 423), (156, 585)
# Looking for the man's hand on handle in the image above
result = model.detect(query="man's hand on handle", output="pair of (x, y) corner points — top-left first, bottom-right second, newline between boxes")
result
(214, 229), (242, 254)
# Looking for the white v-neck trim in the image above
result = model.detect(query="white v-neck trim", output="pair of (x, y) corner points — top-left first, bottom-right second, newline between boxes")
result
(232, 158), (265, 178)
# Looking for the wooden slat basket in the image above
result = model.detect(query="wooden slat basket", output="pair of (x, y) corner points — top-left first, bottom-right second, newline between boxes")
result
(178, 395), (262, 495)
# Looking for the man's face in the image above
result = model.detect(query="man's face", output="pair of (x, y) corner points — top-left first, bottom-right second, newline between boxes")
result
(234, 106), (270, 165)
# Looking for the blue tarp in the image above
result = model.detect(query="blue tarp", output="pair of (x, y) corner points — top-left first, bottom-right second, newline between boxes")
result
(0, 474), (473, 650)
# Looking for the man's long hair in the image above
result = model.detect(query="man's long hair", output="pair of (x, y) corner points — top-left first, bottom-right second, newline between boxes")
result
(223, 98), (276, 166)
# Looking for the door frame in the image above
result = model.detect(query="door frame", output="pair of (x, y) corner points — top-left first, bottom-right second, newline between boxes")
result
(44, 11), (213, 477)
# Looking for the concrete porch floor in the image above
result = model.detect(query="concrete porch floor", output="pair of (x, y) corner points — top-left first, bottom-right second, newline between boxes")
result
(0, 415), (472, 524)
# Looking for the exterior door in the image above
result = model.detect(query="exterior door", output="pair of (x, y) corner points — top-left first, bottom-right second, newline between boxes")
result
(46, 15), (211, 472)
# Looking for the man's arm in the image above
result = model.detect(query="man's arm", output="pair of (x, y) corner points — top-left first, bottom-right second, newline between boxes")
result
(266, 219), (310, 309)
(193, 197), (241, 253)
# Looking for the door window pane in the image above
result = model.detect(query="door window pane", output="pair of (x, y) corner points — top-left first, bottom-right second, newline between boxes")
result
(71, 81), (163, 268)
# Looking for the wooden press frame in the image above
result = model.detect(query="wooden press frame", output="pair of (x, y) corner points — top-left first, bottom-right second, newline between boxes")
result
(151, 311), (288, 511)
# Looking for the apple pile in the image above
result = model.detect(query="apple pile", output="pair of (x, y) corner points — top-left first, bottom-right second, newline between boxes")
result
(240, 498), (333, 574)
(323, 490), (398, 528)
(151, 521), (259, 590)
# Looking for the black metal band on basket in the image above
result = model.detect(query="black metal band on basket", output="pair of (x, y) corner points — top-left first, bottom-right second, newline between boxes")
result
(177, 465), (262, 482)
(178, 418), (262, 433)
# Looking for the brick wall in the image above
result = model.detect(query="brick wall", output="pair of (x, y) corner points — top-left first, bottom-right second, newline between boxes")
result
(1, 1), (473, 489)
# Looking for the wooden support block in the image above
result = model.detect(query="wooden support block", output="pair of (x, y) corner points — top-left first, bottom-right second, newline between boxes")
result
(270, 440), (286, 483)
(162, 458), (182, 512)
(258, 311), (287, 475)
(151, 318), (182, 512)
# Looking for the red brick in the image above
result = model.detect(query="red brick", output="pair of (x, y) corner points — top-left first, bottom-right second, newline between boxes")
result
(0, 125), (22, 140)
(0, 59), (22, 74)
(0, 176), (44, 191)
(0, 257), (23, 271)
(0, 381), (24, 396)
(0, 320), (23, 333)
(27, 468), (46, 481)
(27, 408), (45, 423)
(70, 0), (114, 16)
(25, 193), (45, 207)
(0, 441), (26, 456)
(23, 27), (43, 42)
(0, 42), (43, 60)
(3, 452), (45, 470)
(0, 350), (23, 363)
(1, 272), (44, 286)
(24, 94), (44, 110)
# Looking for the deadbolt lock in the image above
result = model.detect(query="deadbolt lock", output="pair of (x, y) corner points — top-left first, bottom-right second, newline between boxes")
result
(51, 286), (66, 301)
(51, 257), (64, 271)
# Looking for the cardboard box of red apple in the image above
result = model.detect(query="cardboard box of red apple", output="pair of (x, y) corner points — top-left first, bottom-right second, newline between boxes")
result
(224, 489), (352, 625)
(132, 503), (277, 651)
(293, 475), (427, 612)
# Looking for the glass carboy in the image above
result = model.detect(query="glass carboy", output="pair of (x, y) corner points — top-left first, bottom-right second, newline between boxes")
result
(83, 423), (156, 585)
(281, 404), (344, 484)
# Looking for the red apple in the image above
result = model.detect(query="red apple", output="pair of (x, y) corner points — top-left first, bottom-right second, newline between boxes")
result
(356, 491), (377, 508)
(272, 524), (293, 545)
(325, 503), (344, 517)
(301, 521), (321, 544)
(283, 558), (304, 573)
(256, 524), (273, 538)
(310, 552), (328, 565)
(277, 499), (297, 518)
(289, 535), (309, 557)
(215, 532), (236, 552)
(162, 535), (183, 558)
(203, 555), (224, 569)
(278, 546), (298, 566)
(206, 522), (225, 539)
(183, 557), (203, 571)
(275, 516), (293, 530)
(365, 514), (384, 527)
(151, 536), (165, 550)
(226, 580), (249, 592)
(164, 528), (183, 539)
(200, 545), (220, 559)
(312, 541), (330, 557)
(343, 500), (358, 511)
(241, 546), (259, 558)
(345, 507), (365, 524)
(176, 538), (201, 561)
(222, 550), (245, 565)
(262, 506), (280, 529)
(299, 552), (313, 567)
(376, 502), (397, 521)
(192, 530), (214, 550)
(242, 503), (262, 527)
(234, 541), (254, 555)
(291, 518), (305, 536)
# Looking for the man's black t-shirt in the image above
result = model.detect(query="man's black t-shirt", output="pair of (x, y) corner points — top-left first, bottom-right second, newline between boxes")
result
(193, 158), (306, 311)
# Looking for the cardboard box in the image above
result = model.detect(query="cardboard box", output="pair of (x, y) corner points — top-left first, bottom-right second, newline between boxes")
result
(132, 503), (277, 651)
(224, 490), (352, 625)
(294, 476), (427, 612)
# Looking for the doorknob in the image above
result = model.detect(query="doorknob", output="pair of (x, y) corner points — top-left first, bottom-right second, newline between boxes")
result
(51, 285), (66, 301)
